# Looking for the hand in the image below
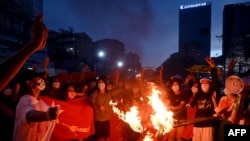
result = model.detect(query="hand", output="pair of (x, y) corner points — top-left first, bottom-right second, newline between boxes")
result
(186, 104), (191, 108)
(47, 106), (58, 120)
(32, 63), (38, 72)
(214, 107), (219, 113)
(100, 106), (105, 112)
(228, 58), (237, 69)
(42, 57), (50, 71)
(205, 57), (215, 68)
(169, 106), (174, 111)
(29, 14), (48, 53)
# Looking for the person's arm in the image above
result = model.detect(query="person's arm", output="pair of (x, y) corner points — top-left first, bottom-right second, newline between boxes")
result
(42, 57), (50, 81)
(212, 91), (218, 108)
(159, 65), (164, 86)
(75, 92), (87, 97)
(11, 83), (20, 102)
(171, 101), (186, 111)
(26, 107), (58, 122)
(0, 14), (48, 91)
(205, 57), (219, 90)
(0, 100), (14, 116)
(226, 58), (236, 78)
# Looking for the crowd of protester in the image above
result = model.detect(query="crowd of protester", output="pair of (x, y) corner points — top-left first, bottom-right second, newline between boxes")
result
(0, 14), (250, 141)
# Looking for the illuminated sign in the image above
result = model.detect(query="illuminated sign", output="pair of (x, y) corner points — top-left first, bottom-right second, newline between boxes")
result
(180, 2), (209, 9)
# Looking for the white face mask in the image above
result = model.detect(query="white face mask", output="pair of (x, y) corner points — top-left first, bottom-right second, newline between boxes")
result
(98, 83), (105, 90)
(171, 85), (179, 92)
(52, 82), (60, 89)
(36, 79), (46, 91)
(201, 84), (209, 92)
(3, 88), (12, 96)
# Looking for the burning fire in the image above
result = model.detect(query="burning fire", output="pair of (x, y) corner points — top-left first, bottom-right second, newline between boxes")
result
(110, 103), (144, 133)
(110, 86), (174, 140)
(148, 87), (174, 134)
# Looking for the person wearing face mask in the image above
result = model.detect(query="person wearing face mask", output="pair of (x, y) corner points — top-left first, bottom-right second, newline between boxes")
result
(62, 83), (76, 101)
(187, 77), (217, 141)
(182, 81), (200, 141)
(166, 79), (188, 141)
(13, 69), (59, 141)
(41, 76), (64, 100)
(90, 76), (122, 141)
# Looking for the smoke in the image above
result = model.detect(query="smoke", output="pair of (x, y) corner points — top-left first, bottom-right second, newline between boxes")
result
(67, 0), (154, 55)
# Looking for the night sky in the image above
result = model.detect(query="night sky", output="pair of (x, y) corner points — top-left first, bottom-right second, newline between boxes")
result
(43, 0), (249, 68)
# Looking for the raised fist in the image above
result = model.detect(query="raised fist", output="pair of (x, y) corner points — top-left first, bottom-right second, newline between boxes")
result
(47, 106), (58, 120)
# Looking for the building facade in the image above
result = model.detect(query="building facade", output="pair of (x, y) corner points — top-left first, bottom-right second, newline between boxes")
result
(0, 0), (46, 68)
(223, 2), (250, 74)
(46, 29), (93, 72)
(179, 2), (211, 64)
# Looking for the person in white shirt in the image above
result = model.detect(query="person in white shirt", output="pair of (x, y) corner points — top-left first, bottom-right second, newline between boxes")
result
(13, 69), (58, 141)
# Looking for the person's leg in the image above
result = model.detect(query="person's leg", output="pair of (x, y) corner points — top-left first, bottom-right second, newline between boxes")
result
(103, 120), (110, 141)
(176, 126), (184, 141)
(94, 121), (103, 141)
(201, 127), (214, 141)
(168, 128), (176, 141)
(192, 127), (201, 141)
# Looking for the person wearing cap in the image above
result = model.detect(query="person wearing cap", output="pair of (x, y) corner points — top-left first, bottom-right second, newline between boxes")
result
(13, 69), (58, 141)
(187, 77), (217, 141)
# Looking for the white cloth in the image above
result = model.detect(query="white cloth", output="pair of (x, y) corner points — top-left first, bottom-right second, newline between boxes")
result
(193, 127), (214, 141)
(13, 95), (56, 141)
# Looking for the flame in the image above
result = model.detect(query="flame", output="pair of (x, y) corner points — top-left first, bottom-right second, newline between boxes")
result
(110, 101), (144, 133)
(110, 86), (174, 139)
(148, 87), (174, 134)
(143, 132), (154, 141)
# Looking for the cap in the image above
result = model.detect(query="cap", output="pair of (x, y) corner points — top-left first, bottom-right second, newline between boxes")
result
(200, 77), (212, 84)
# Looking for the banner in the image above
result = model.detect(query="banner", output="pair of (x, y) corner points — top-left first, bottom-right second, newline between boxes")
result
(57, 72), (97, 85)
(40, 96), (95, 141)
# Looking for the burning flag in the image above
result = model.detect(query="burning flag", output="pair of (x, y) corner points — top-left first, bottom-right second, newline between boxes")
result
(110, 86), (174, 140)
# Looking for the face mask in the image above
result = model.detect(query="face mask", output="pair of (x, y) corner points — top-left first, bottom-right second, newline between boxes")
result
(3, 88), (12, 96)
(36, 79), (46, 91)
(201, 84), (209, 92)
(52, 82), (60, 89)
(98, 83), (105, 90)
(191, 86), (198, 94)
(171, 85), (179, 92)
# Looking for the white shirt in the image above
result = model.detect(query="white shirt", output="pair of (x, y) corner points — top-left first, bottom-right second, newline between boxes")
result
(13, 95), (56, 141)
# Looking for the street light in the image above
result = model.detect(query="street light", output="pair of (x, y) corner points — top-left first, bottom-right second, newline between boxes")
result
(98, 51), (105, 58)
(117, 61), (123, 67)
